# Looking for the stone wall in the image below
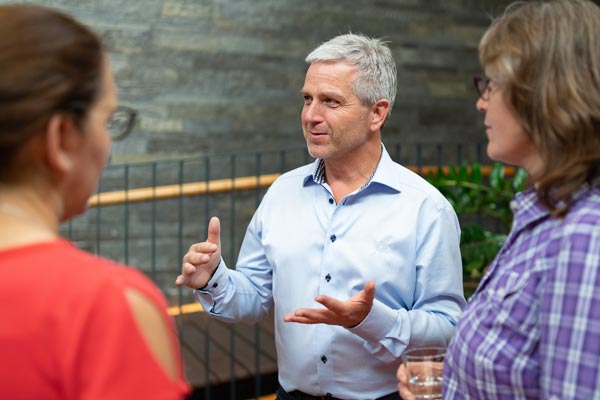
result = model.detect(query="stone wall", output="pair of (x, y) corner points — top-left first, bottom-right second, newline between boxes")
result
(4, 0), (520, 293)
(2, 0), (514, 163)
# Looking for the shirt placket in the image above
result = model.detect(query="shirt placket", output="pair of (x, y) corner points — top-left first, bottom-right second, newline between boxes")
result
(313, 183), (339, 391)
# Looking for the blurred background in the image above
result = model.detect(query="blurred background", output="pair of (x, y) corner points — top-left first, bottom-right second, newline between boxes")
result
(2, 0), (519, 163)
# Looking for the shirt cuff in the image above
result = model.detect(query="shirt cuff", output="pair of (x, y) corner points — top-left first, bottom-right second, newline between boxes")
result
(349, 298), (404, 344)
(194, 258), (228, 313)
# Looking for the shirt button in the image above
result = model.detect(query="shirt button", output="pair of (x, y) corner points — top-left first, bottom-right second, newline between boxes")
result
(212, 282), (218, 288)
(325, 274), (331, 282)
(330, 234), (336, 242)
(321, 355), (328, 363)
(328, 198), (334, 204)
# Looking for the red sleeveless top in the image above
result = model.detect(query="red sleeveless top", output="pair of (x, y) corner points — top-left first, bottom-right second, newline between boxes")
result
(0, 239), (190, 400)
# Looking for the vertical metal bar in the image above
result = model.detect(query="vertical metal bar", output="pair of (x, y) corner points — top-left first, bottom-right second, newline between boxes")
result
(279, 149), (286, 174)
(204, 156), (211, 400)
(177, 160), (185, 344)
(254, 152), (262, 399)
(66, 219), (73, 240)
(255, 152), (262, 216)
(177, 160), (185, 270)
(416, 143), (423, 174)
(229, 153), (237, 400)
(230, 153), (236, 266)
(151, 162), (157, 282)
(230, 328), (236, 400)
(124, 164), (130, 264)
(95, 178), (102, 255)
(456, 143), (463, 165)
(205, 155), (211, 224)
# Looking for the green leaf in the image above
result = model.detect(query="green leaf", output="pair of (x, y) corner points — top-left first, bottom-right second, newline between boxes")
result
(470, 162), (482, 185)
(425, 161), (523, 278)
(489, 162), (505, 190)
(512, 168), (528, 191)
(448, 165), (458, 180)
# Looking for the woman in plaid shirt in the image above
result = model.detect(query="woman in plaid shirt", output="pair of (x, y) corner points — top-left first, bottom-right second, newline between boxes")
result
(399, 0), (600, 398)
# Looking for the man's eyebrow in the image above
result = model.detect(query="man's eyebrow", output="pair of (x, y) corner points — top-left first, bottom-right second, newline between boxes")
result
(300, 89), (342, 99)
(321, 92), (344, 101)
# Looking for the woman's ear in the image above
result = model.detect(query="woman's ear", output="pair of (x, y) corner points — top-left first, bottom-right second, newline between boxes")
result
(44, 114), (81, 176)
(369, 99), (390, 132)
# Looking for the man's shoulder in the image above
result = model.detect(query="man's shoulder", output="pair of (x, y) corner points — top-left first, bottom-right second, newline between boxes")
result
(254, 163), (315, 209)
(384, 162), (451, 210)
(270, 163), (314, 187)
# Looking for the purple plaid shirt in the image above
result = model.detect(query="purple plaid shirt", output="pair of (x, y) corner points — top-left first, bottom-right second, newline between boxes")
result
(444, 185), (600, 399)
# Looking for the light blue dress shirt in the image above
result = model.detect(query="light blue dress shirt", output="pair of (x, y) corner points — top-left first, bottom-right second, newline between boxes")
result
(195, 145), (466, 399)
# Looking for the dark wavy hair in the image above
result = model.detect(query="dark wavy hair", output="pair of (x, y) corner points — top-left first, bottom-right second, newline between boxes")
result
(479, 0), (600, 216)
(0, 4), (103, 181)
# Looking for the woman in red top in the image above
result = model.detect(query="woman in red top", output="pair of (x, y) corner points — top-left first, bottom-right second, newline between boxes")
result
(0, 4), (189, 399)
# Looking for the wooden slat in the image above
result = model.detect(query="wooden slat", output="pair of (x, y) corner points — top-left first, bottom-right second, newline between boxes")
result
(88, 165), (516, 208)
(168, 302), (204, 316)
(88, 173), (281, 207)
(253, 395), (276, 400)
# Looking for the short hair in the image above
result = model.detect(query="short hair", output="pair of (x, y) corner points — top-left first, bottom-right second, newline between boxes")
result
(479, 0), (600, 216)
(0, 4), (104, 181)
(305, 33), (397, 114)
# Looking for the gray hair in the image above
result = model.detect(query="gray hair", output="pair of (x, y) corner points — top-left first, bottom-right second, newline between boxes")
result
(305, 33), (397, 113)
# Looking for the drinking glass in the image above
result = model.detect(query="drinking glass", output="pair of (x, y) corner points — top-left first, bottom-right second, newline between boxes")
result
(402, 347), (445, 399)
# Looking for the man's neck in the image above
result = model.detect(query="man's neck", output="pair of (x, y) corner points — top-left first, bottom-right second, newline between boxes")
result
(324, 142), (383, 202)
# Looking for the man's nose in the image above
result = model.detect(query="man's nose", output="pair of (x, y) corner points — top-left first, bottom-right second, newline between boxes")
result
(303, 102), (324, 123)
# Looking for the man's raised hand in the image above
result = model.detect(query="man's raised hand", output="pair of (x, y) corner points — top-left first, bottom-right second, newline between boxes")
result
(175, 216), (222, 289)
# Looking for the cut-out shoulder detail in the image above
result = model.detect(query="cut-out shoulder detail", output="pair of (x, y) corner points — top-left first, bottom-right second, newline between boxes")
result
(125, 287), (178, 380)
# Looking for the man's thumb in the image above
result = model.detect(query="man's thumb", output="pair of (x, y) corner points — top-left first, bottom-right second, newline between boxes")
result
(207, 216), (221, 246)
(364, 280), (376, 301)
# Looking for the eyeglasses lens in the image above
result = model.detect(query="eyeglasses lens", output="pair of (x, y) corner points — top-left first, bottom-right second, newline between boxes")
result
(473, 76), (491, 100)
(108, 107), (136, 140)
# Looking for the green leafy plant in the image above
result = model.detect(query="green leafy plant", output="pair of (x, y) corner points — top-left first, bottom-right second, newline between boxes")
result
(426, 162), (527, 280)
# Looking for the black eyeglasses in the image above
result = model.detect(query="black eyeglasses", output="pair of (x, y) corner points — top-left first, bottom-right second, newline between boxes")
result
(62, 102), (138, 141)
(473, 75), (492, 101)
(108, 105), (138, 141)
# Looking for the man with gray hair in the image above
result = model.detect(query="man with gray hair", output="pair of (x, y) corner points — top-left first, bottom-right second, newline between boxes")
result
(177, 33), (465, 400)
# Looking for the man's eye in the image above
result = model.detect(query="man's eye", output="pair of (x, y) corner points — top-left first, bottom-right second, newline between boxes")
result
(325, 99), (339, 106)
(303, 95), (312, 104)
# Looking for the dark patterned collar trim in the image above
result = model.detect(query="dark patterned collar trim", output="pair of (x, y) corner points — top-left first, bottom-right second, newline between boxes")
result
(313, 159), (326, 184)
(311, 144), (383, 187)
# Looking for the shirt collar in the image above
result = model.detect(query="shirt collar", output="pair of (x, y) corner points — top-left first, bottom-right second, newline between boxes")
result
(303, 143), (401, 193)
(510, 182), (595, 231)
(510, 187), (548, 232)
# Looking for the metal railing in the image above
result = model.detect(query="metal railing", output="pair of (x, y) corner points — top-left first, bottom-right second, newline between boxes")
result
(60, 141), (492, 399)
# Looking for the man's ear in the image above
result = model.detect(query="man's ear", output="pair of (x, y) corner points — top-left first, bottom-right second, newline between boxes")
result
(369, 99), (390, 133)
(44, 114), (81, 176)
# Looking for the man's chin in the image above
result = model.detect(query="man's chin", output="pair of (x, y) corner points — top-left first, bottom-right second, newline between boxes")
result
(306, 143), (330, 160)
